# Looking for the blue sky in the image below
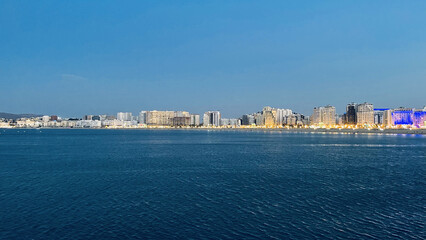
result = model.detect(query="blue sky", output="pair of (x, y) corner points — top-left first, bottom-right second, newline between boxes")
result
(1, 0), (425, 118)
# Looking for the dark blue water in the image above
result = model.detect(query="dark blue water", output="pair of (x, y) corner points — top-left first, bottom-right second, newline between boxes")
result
(0, 129), (425, 239)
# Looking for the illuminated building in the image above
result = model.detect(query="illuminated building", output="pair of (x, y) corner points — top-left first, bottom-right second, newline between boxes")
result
(338, 115), (345, 125)
(263, 110), (275, 127)
(383, 110), (393, 127)
(413, 110), (426, 128)
(285, 113), (307, 126)
(203, 111), (221, 127)
(311, 105), (336, 125)
(146, 111), (190, 126)
(392, 108), (414, 125)
(374, 109), (389, 125)
(356, 102), (374, 125)
(255, 106), (279, 127)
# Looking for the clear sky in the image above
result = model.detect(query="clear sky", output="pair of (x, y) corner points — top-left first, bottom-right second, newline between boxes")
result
(1, 0), (425, 118)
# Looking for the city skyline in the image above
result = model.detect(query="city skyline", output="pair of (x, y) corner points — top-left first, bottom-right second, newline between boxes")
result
(2, 101), (425, 120)
(2, 1), (426, 117)
(3, 102), (425, 129)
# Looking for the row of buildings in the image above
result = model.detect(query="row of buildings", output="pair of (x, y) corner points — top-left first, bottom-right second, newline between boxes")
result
(2, 103), (425, 129)
(310, 102), (426, 128)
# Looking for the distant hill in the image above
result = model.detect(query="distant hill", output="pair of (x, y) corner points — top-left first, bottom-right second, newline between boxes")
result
(0, 112), (42, 120)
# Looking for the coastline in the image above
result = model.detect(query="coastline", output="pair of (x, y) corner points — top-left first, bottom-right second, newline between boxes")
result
(2, 127), (426, 135)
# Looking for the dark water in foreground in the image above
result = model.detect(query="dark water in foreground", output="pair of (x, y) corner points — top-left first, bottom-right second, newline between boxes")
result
(0, 129), (425, 239)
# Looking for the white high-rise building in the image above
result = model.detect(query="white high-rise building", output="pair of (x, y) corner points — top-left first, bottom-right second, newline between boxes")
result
(356, 102), (374, 125)
(138, 111), (147, 124)
(190, 114), (200, 126)
(203, 111), (221, 127)
(117, 112), (133, 121)
(275, 108), (293, 125)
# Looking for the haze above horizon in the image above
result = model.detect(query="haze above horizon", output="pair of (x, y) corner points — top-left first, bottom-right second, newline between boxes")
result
(1, 0), (426, 118)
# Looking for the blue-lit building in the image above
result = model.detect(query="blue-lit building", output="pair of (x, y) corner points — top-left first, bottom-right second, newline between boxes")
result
(392, 109), (413, 125)
(413, 110), (426, 128)
(390, 108), (426, 128)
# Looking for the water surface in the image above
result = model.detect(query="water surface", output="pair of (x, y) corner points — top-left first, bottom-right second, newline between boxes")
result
(0, 129), (425, 239)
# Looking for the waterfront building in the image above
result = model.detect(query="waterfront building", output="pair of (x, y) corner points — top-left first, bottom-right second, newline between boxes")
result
(220, 118), (230, 126)
(286, 115), (297, 126)
(230, 119), (240, 127)
(102, 119), (123, 128)
(50, 115), (58, 121)
(263, 110), (275, 127)
(260, 106), (276, 127)
(99, 115), (108, 121)
(241, 114), (255, 125)
(338, 115), (345, 125)
(275, 108), (293, 126)
(356, 103), (374, 125)
(220, 118), (240, 127)
(383, 110), (393, 127)
(203, 111), (221, 127)
(345, 103), (357, 124)
(75, 120), (102, 128)
(117, 112), (133, 121)
(0, 121), (12, 128)
(374, 109), (389, 125)
(174, 111), (191, 118)
(58, 120), (76, 128)
(42, 115), (50, 122)
(254, 112), (263, 126)
(190, 114), (200, 126)
(144, 111), (191, 126)
(84, 115), (93, 120)
(138, 111), (147, 124)
(172, 117), (191, 126)
(311, 105), (336, 125)
(392, 108), (414, 126)
(146, 111), (175, 125)
(16, 119), (41, 128)
(414, 110), (426, 128)
(380, 108), (426, 128)
(284, 113), (307, 126)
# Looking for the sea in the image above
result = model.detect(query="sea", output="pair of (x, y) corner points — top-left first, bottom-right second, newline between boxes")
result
(0, 129), (425, 239)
